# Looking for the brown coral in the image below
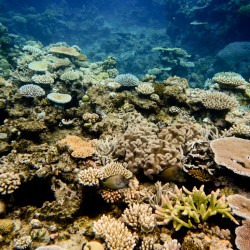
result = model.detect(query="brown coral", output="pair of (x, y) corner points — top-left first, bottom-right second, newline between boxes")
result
(210, 137), (250, 177)
(93, 214), (136, 250)
(212, 72), (248, 89)
(201, 91), (239, 110)
(57, 135), (95, 159)
(227, 194), (250, 220)
(49, 46), (80, 57)
(235, 220), (250, 250)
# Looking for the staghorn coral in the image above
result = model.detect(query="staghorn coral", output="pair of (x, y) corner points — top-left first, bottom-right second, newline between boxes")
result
(19, 84), (45, 98)
(212, 72), (248, 89)
(94, 136), (118, 165)
(210, 137), (250, 177)
(57, 135), (95, 159)
(115, 73), (140, 87)
(200, 91), (239, 110)
(122, 203), (156, 232)
(227, 194), (250, 220)
(0, 172), (21, 195)
(154, 185), (238, 231)
(92, 214), (136, 250)
(32, 74), (54, 84)
(235, 220), (250, 250)
(136, 83), (155, 95)
(60, 70), (80, 81)
(222, 123), (250, 137)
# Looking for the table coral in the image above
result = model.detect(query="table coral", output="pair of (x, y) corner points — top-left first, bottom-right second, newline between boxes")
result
(235, 220), (250, 250)
(227, 194), (250, 220)
(210, 137), (250, 177)
(200, 91), (239, 110)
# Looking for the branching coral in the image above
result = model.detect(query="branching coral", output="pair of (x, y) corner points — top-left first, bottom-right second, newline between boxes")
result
(212, 72), (248, 89)
(93, 214), (137, 250)
(200, 91), (239, 110)
(154, 185), (238, 231)
(122, 203), (156, 232)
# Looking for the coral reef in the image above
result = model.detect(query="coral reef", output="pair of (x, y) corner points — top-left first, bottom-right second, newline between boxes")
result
(0, 29), (249, 249)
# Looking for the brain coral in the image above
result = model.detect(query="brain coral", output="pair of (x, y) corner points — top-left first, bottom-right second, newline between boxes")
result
(57, 135), (95, 158)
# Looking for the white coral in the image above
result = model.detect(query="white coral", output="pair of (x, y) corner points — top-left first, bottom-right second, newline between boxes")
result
(93, 215), (136, 250)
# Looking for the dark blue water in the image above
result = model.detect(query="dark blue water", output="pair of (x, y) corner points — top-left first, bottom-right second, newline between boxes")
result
(1, 0), (250, 79)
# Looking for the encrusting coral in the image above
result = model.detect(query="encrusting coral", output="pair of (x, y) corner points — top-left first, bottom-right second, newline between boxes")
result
(154, 185), (238, 231)
(235, 220), (250, 250)
(57, 135), (95, 159)
(227, 194), (250, 220)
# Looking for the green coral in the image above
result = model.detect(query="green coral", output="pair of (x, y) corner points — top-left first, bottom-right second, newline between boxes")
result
(155, 185), (238, 231)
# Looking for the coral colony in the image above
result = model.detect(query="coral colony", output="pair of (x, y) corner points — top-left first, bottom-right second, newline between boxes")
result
(0, 1), (250, 249)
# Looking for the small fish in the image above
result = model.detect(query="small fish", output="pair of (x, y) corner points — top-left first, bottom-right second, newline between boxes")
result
(101, 174), (129, 190)
(190, 21), (208, 26)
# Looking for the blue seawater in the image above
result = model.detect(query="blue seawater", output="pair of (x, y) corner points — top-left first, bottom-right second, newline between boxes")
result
(1, 0), (249, 80)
